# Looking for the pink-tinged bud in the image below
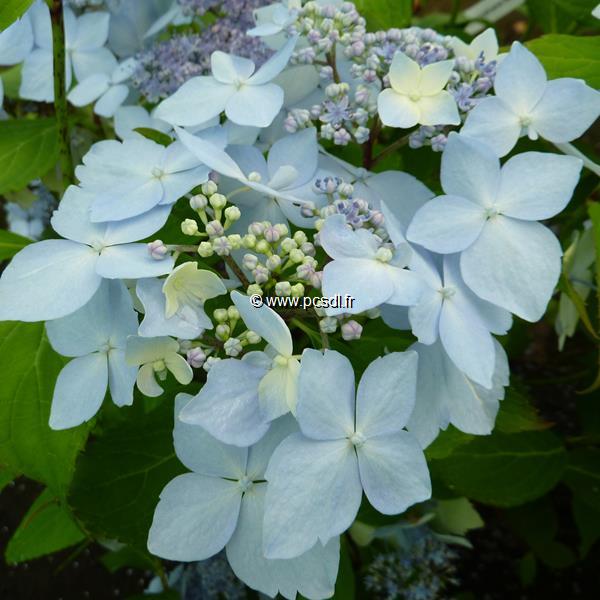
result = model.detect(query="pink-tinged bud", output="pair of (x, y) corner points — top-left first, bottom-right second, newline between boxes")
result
(148, 240), (168, 260)
(341, 320), (363, 341)
(187, 347), (206, 368)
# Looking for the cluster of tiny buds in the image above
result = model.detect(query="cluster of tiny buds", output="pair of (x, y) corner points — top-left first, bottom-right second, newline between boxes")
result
(241, 222), (321, 294)
(213, 304), (262, 358)
(316, 308), (380, 339)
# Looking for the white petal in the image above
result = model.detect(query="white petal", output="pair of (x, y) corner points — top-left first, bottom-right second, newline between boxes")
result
(164, 353), (193, 384)
(231, 290), (292, 356)
(147, 473), (241, 561)
(102, 205), (172, 246)
(136, 363), (164, 397)
(267, 127), (317, 187)
(154, 77), (233, 127)
(174, 394), (247, 478)
(357, 432), (431, 514)
(532, 78), (600, 143)
(94, 84), (129, 117)
(227, 486), (339, 600)
(72, 47), (117, 82)
(417, 91), (460, 126)
(494, 42), (546, 113)
(319, 214), (379, 260)
(20, 48), (54, 102)
(461, 96), (522, 158)
(471, 28), (499, 61)
(406, 195), (486, 253)
(0, 240), (101, 322)
(225, 84), (284, 128)
(211, 52), (255, 83)
(96, 244), (174, 279)
(388, 51), (420, 95)
(385, 267), (425, 306)
(179, 359), (270, 447)
(461, 217), (562, 322)
(67, 73), (109, 106)
(89, 179), (163, 223)
(49, 353), (108, 430)
(263, 434), (361, 559)
(296, 349), (355, 440)
(322, 259), (394, 315)
(356, 351), (418, 437)
(247, 35), (297, 85)
(126, 335), (179, 365)
(408, 288), (443, 345)
(73, 11), (110, 49)
(441, 133), (501, 205)
(419, 60), (455, 95)
(377, 89), (419, 128)
(258, 360), (300, 420)
(497, 152), (582, 220)
(0, 15), (34, 65)
(108, 349), (137, 407)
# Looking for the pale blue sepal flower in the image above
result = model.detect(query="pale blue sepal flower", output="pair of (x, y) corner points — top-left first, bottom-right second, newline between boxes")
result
(76, 136), (211, 222)
(0, 186), (173, 322)
(176, 127), (324, 227)
(0, 8), (34, 65)
(154, 36), (298, 128)
(45, 279), (138, 430)
(407, 250), (511, 388)
(449, 28), (499, 61)
(263, 349), (431, 560)
(320, 214), (424, 315)
(248, 2), (298, 39)
(136, 278), (207, 340)
(113, 106), (171, 141)
(407, 133), (582, 321)
(461, 42), (600, 157)
(149, 397), (340, 599)
(126, 336), (193, 397)
(406, 339), (509, 448)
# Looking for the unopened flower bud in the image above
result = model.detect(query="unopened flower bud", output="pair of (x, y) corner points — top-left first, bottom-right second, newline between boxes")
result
(213, 308), (228, 323)
(148, 240), (168, 260)
(190, 194), (208, 210)
(181, 218), (199, 236)
(216, 323), (230, 341)
(201, 181), (218, 196)
(255, 239), (271, 255)
(341, 320), (363, 341)
(370, 210), (384, 227)
(365, 308), (381, 319)
(319, 317), (338, 333)
(249, 222), (265, 236)
(203, 356), (221, 372)
(375, 247), (393, 263)
(274, 223), (289, 237)
(301, 242), (316, 256)
(212, 236), (232, 256)
(293, 231), (308, 245)
(275, 281), (292, 296)
(224, 206), (241, 222)
(209, 193), (227, 209)
(280, 238), (298, 253)
(242, 234), (257, 248)
(187, 347), (206, 368)
(264, 225), (280, 243)
(253, 265), (270, 284)
(224, 337), (243, 357)
(198, 241), (214, 257)
(289, 248), (305, 263)
(227, 234), (242, 249)
(247, 283), (263, 296)
(248, 171), (262, 182)
(246, 330), (261, 344)
(301, 202), (316, 218)
(243, 254), (259, 270)
(291, 283), (305, 297)
(227, 306), (240, 320)
(266, 255), (281, 270)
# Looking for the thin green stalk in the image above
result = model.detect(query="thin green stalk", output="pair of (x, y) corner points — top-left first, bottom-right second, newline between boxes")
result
(49, 0), (73, 192)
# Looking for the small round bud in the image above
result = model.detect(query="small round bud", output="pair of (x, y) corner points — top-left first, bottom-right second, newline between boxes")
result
(212, 236), (232, 256)
(289, 248), (305, 263)
(374, 247), (393, 263)
(338, 182), (354, 196)
(224, 205), (241, 221)
(319, 317), (338, 333)
(216, 323), (230, 341)
(181, 218), (199, 236)
(202, 181), (218, 196)
(280, 238), (298, 253)
(206, 220), (225, 237)
(249, 222), (265, 236)
(274, 223), (289, 237)
(275, 281), (292, 296)
(293, 231), (308, 245)
(365, 308), (381, 319)
(227, 306), (240, 320)
(301, 242), (316, 256)
(300, 202), (316, 218)
(248, 171), (262, 182)
(290, 283), (305, 297)
(341, 320), (363, 341)
(198, 241), (214, 257)
(224, 337), (243, 357)
(203, 356), (221, 372)
(253, 265), (270, 284)
(246, 330), (261, 344)
(187, 347), (206, 368)
(266, 255), (281, 270)
(370, 210), (384, 227)
(190, 194), (208, 210)
(227, 234), (242, 249)
(209, 193), (227, 209)
(213, 308), (228, 323)
(243, 253), (259, 270)
(264, 225), (280, 243)
(242, 234), (257, 248)
(247, 283), (263, 296)
(255, 239), (271, 255)
(148, 240), (168, 260)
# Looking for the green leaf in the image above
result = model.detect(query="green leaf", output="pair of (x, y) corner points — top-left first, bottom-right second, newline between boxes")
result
(432, 497), (484, 536)
(432, 431), (567, 507)
(526, 35), (600, 88)
(101, 546), (156, 574)
(425, 426), (474, 461)
(563, 448), (600, 511)
(0, 0), (34, 30)
(495, 387), (550, 434)
(134, 127), (173, 147)
(0, 229), (33, 261)
(5, 488), (86, 564)
(68, 400), (186, 549)
(572, 496), (600, 556)
(0, 118), (59, 195)
(354, 0), (412, 29)
(0, 63), (22, 99)
(0, 465), (17, 492)
(0, 322), (90, 498)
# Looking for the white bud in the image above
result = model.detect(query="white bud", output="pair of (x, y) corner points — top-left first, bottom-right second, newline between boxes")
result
(255, 239), (271, 254)
(198, 241), (214, 257)
(190, 194), (208, 210)
(266, 254), (282, 270)
(227, 306), (240, 320)
(248, 171), (262, 182)
(187, 347), (206, 368)
(242, 234), (257, 248)
(181, 218), (199, 236)
(213, 308), (228, 323)
(243, 253), (259, 270)
(247, 283), (263, 296)
(319, 317), (338, 333)
(205, 220), (224, 237)
(203, 356), (221, 372)
(289, 248), (305, 263)
(224, 205), (241, 221)
(246, 330), (261, 344)
(341, 320), (363, 341)
(216, 323), (230, 341)
(290, 283), (305, 297)
(202, 180), (218, 196)
(224, 337), (243, 357)
(275, 281), (292, 296)
(209, 193), (227, 209)
(148, 240), (168, 260)
(374, 247), (393, 263)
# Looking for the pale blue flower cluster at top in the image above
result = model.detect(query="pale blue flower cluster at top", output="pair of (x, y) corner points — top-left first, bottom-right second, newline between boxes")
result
(0, 0), (599, 598)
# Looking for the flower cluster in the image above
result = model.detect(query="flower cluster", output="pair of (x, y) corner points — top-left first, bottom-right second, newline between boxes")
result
(0, 0), (599, 598)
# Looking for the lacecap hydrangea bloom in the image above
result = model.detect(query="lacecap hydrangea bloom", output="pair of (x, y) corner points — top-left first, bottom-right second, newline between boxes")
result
(0, 0), (598, 597)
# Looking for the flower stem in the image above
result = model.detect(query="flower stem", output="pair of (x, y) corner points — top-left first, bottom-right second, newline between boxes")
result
(49, 0), (73, 192)
(554, 142), (600, 178)
(224, 254), (251, 288)
(370, 133), (410, 168)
